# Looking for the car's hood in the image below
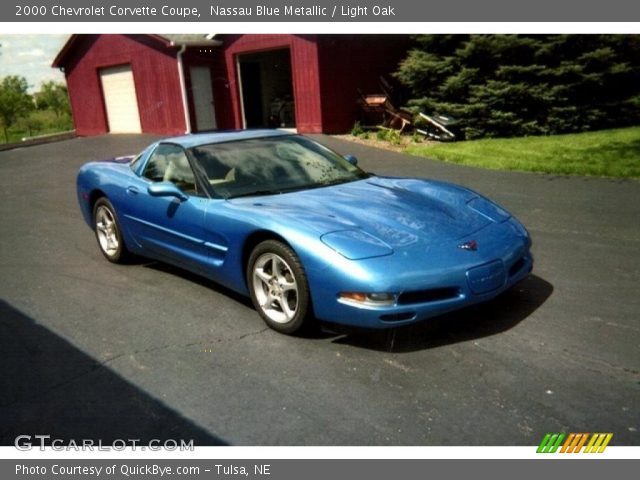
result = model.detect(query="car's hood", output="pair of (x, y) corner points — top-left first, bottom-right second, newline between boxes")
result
(231, 177), (503, 250)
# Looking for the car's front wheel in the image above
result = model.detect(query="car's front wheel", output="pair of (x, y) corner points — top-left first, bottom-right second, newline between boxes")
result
(247, 240), (312, 335)
(93, 197), (129, 263)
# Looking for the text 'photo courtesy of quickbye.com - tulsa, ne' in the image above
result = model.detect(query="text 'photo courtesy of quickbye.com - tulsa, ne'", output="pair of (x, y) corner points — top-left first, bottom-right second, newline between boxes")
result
(0, 1), (639, 480)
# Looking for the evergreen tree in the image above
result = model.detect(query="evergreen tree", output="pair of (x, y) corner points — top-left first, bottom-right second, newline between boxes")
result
(395, 35), (640, 139)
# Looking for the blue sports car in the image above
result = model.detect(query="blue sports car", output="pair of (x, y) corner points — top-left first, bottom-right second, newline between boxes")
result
(77, 130), (532, 334)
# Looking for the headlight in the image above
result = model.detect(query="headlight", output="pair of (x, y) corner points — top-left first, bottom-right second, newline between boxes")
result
(321, 229), (393, 260)
(508, 217), (532, 247)
(338, 292), (397, 307)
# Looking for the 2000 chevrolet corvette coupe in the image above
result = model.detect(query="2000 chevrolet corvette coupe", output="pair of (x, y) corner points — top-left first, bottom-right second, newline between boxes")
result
(77, 130), (532, 334)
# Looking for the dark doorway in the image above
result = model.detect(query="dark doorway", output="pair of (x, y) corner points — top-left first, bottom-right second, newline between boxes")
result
(239, 61), (263, 128)
(238, 49), (295, 129)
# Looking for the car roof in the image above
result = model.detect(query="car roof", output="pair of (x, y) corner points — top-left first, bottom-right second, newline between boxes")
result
(161, 129), (293, 149)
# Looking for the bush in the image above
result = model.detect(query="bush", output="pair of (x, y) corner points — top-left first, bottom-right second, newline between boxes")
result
(386, 129), (402, 145)
(375, 129), (389, 141)
(350, 121), (365, 137)
(374, 128), (402, 145)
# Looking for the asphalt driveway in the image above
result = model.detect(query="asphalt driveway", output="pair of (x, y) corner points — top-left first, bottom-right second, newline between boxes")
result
(1, 134), (638, 446)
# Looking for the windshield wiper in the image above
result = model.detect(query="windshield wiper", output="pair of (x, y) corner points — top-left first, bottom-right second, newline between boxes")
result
(308, 177), (363, 189)
(227, 177), (367, 199)
(321, 178), (352, 186)
(226, 189), (280, 199)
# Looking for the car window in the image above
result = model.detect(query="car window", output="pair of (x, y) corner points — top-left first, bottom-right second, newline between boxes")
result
(189, 136), (368, 199)
(142, 144), (199, 195)
(129, 153), (143, 171)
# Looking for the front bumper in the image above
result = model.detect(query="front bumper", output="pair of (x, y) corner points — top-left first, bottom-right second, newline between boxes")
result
(312, 248), (533, 329)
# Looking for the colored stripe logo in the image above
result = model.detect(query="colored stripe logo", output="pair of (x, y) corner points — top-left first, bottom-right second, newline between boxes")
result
(537, 433), (612, 453)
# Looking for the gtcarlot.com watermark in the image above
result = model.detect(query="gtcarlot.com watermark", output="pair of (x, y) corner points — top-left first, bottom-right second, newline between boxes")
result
(15, 435), (195, 451)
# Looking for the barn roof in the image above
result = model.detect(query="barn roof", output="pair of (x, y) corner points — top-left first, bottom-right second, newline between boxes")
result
(52, 34), (221, 68)
(158, 34), (222, 46)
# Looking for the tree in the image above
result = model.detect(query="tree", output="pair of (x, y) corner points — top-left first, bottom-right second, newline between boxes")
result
(37, 80), (70, 118)
(395, 35), (640, 139)
(0, 76), (34, 143)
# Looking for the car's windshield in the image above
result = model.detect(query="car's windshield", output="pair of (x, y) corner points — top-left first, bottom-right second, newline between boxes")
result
(188, 135), (369, 199)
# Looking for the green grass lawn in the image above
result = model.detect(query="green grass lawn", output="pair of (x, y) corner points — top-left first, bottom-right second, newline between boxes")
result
(406, 127), (640, 178)
(1, 110), (73, 144)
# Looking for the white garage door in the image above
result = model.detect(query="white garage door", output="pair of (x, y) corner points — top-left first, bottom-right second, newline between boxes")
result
(100, 65), (142, 133)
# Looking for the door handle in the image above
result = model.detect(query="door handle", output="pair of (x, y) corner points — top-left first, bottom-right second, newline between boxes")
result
(126, 186), (139, 196)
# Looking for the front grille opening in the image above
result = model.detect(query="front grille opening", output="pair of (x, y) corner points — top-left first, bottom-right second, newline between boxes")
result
(509, 257), (526, 277)
(397, 287), (460, 305)
(380, 312), (416, 322)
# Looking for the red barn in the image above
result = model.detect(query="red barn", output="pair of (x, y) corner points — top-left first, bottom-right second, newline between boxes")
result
(52, 34), (410, 136)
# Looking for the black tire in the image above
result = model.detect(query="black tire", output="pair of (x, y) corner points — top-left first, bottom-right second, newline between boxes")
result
(92, 197), (129, 263)
(247, 240), (313, 335)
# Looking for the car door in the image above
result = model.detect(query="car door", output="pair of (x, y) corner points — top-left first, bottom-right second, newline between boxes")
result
(121, 143), (211, 272)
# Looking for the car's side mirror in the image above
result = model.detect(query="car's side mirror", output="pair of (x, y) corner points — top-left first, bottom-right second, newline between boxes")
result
(148, 182), (188, 201)
(344, 155), (358, 166)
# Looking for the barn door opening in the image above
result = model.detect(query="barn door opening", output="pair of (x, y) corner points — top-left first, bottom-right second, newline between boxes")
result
(99, 65), (142, 134)
(189, 66), (217, 132)
(237, 49), (295, 129)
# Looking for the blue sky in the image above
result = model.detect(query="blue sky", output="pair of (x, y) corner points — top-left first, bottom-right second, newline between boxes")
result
(0, 34), (70, 92)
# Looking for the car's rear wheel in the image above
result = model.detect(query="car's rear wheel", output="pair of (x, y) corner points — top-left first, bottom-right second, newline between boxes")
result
(93, 198), (129, 263)
(247, 240), (312, 335)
